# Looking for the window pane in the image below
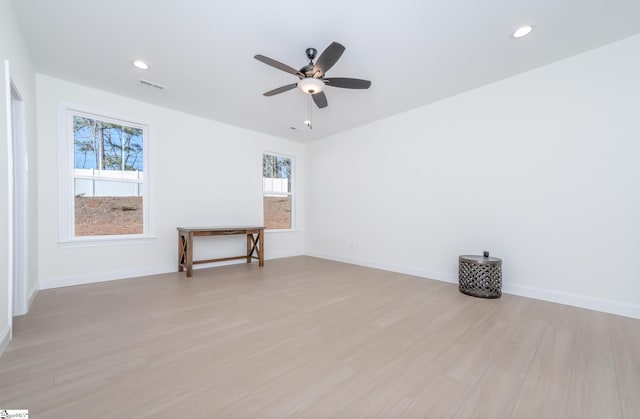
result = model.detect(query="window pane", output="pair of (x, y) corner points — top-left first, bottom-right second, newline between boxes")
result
(124, 127), (144, 171)
(73, 116), (144, 173)
(263, 154), (291, 192)
(75, 194), (143, 236)
(73, 116), (98, 169)
(263, 195), (291, 230)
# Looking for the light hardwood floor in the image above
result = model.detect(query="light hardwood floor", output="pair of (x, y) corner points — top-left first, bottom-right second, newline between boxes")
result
(1, 256), (638, 418)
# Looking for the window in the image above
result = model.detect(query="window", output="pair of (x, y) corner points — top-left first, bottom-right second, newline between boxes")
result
(263, 153), (293, 230)
(61, 108), (148, 241)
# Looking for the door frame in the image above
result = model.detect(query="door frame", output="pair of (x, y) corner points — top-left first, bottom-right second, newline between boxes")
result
(10, 76), (28, 316)
(4, 59), (14, 332)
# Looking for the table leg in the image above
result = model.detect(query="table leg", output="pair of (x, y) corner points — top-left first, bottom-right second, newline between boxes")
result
(246, 233), (252, 263)
(186, 232), (194, 277)
(259, 230), (264, 267)
(178, 233), (185, 272)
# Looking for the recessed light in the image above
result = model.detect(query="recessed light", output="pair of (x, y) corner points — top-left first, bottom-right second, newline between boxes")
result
(512, 25), (534, 39)
(133, 60), (149, 70)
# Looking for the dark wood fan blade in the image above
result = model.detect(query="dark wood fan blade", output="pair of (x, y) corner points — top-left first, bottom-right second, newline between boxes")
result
(312, 42), (345, 77)
(312, 91), (328, 108)
(263, 83), (298, 96)
(254, 55), (300, 76)
(324, 78), (371, 89)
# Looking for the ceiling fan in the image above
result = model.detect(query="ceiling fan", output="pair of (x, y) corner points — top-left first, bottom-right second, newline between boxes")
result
(254, 42), (371, 109)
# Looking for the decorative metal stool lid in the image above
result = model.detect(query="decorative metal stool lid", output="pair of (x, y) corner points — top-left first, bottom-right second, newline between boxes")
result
(458, 254), (502, 265)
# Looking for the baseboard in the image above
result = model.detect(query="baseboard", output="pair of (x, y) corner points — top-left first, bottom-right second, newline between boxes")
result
(28, 280), (39, 308)
(305, 251), (640, 320)
(39, 265), (177, 290)
(38, 251), (306, 290)
(37, 250), (638, 320)
(267, 251), (305, 260)
(305, 251), (459, 284)
(502, 283), (640, 320)
(0, 323), (11, 357)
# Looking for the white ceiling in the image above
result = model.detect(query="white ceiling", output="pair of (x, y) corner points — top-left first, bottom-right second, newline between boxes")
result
(11, 0), (640, 142)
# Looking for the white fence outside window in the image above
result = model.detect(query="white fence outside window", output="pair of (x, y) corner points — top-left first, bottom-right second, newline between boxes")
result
(74, 168), (144, 197)
(263, 177), (288, 196)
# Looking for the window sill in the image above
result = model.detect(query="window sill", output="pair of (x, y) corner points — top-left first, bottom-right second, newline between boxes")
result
(58, 235), (156, 248)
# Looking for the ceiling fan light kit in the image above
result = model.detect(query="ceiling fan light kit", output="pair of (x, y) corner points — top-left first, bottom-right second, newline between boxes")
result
(298, 78), (325, 94)
(255, 41), (371, 112)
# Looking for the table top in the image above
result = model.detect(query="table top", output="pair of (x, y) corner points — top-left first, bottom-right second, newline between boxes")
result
(177, 226), (265, 232)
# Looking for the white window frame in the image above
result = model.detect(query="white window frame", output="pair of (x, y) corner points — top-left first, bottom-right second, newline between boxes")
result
(58, 105), (152, 245)
(262, 151), (295, 232)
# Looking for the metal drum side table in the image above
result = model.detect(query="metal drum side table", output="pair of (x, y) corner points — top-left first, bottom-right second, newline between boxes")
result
(458, 252), (502, 298)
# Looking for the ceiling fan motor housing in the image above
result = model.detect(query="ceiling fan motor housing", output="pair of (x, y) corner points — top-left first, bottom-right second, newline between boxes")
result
(299, 64), (315, 77)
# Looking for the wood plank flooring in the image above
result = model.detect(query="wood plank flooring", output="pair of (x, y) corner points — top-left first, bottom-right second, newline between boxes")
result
(0, 256), (638, 418)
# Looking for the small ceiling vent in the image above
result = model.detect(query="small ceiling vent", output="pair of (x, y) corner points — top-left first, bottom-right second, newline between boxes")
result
(139, 79), (165, 90)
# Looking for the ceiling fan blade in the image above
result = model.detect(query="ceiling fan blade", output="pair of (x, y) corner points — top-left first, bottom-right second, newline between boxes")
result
(312, 91), (328, 108)
(263, 83), (298, 96)
(324, 78), (371, 89)
(254, 54), (300, 76)
(312, 42), (345, 77)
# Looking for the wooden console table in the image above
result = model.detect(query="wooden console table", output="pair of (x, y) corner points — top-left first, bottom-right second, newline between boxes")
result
(177, 226), (264, 277)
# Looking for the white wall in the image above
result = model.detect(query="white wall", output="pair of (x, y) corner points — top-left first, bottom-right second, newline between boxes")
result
(36, 75), (305, 289)
(306, 35), (640, 318)
(0, 0), (38, 350)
